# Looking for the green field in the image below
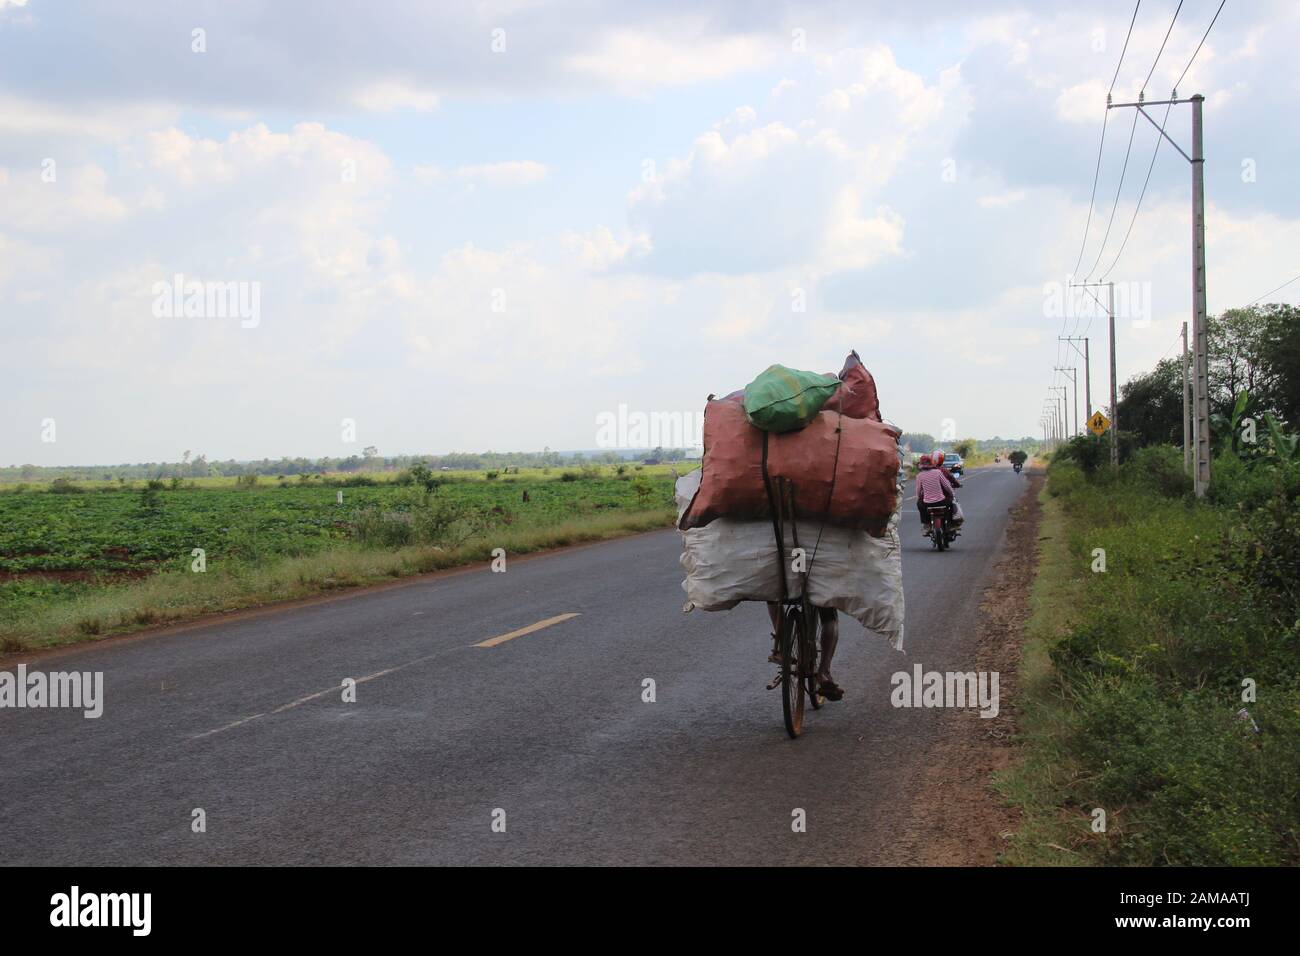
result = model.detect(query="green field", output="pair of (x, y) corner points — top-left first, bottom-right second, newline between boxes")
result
(0, 465), (688, 653)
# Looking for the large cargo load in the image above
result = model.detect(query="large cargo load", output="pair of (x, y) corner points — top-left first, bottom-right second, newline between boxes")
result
(675, 470), (904, 649)
(675, 350), (905, 651)
(677, 399), (901, 534)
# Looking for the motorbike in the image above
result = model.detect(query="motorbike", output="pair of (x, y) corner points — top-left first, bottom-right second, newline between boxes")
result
(924, 502), (958, 551)
(1013, 462), (1023, 474)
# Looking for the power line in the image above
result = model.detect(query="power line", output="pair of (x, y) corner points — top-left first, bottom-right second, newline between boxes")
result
(1084, 0), (1190, 282)
(1099, 0), (1228, 281)
(1247, 273), (1300, 306)
(1141, 0), (1183, 93)
(1159, 327), (1184, 361)
(1082, 108), (1140, 280)
(1070, 0), (1142, 281)
(1099, 99), (1173, 280)
(1174, 0), (1227, 93)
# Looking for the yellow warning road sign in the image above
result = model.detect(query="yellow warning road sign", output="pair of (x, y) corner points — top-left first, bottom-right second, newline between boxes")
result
(1087, 411), (1111, 436)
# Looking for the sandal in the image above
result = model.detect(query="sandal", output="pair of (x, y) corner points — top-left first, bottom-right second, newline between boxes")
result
(817, 678), (845, 701)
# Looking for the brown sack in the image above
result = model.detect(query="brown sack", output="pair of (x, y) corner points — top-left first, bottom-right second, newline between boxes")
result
(822, 350), (882, 421)
(679, 399), (900, 535)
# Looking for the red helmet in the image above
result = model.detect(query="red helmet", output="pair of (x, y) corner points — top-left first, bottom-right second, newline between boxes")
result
(931, 450), (946, 467)
(918, 453), (933, 468)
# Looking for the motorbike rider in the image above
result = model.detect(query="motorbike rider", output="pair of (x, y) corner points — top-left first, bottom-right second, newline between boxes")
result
(916, 453), (955, 534)
(930, 450), (965, 527)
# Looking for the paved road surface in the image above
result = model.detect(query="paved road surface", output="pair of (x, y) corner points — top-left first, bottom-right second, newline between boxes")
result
(0, 466), (1031, 865)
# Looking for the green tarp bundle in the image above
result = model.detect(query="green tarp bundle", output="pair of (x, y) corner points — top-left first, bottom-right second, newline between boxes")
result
(742, 365), (841, 433)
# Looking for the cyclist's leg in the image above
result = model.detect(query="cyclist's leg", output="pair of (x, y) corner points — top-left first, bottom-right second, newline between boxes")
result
(816, 606), (840, 690)
(766, 601), (782, 663)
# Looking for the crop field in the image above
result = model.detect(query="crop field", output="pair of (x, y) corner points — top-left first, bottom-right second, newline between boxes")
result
(0, 465), (689, 651)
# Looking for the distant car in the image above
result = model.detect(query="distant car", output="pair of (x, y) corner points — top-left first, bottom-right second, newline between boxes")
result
(944, 453), (965, 477)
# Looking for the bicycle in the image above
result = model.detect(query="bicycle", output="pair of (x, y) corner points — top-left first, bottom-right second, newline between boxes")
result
(763, 475), (826, 738)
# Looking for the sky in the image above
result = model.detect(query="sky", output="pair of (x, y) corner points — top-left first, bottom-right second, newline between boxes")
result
(2, 0), (1298, 466)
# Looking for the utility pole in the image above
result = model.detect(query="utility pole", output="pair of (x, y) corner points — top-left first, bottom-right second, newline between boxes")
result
(1190, 95), (1211, 498)
(1055, 366), (1078, 436)
(1051, 386), (1069, 446)
(1069, 279), (1118, 470)
(1109, 91), (1211, 495)
(1061, 335), (1091, 420)
(1109, 280), (1118, 470)
(1182, 321), (1191, 474)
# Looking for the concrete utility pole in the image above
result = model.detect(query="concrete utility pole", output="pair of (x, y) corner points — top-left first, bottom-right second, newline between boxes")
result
(1069, 279), (1118, 470)
(1061, 335), (1091, 420)
(1182, 321), (1191, 474)
(1109, 91), (1211, 495)
(1055, 366), (1078, 436)
(1050, 387), (1068, 445)
(1190, 94), (1211, 497)
(1109, 280), (1118, 470)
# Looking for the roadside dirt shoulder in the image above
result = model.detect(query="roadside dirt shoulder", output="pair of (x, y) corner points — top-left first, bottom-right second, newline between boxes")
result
(879, 470), (1045, 865)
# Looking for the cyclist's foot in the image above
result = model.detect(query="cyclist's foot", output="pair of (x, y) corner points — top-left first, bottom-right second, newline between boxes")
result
(768, 634), (783, 665)
(817, 678), (844, 701)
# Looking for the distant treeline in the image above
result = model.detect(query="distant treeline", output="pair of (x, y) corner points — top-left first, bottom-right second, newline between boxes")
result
(1, 447), (691, 482)
(898, 433), (1041, 454)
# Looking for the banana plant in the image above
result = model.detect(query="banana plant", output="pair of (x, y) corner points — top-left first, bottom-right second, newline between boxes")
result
(1211, 390), (1261, 458)
(1263, 413), (1300, 464)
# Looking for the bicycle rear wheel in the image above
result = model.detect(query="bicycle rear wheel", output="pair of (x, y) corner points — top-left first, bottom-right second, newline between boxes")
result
(803, 606), (824, 710)
(781, 605), (805, 738)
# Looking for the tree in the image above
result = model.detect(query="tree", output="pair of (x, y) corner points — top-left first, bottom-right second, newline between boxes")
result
(899, 432), (935, 454)
(1257, 304), (1300, 426)
(1117, 357), (1184, 447)
(1209, 306), (1282, 420)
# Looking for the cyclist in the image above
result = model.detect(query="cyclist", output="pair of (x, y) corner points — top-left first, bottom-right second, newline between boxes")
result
(766, 603), (843, 701)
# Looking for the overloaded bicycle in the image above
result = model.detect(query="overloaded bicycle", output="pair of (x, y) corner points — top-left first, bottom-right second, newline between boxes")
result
(761, 475), (827, 738)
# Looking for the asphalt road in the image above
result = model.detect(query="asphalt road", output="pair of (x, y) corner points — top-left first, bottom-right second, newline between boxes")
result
(0, 465), (1031, 865)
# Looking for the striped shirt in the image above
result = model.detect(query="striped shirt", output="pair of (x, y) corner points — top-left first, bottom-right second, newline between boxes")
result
(916, 467), (954, 504)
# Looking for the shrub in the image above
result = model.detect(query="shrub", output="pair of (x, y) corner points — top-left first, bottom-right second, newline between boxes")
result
(1126, 445), (1192, 498)
(1053, 434), (1107, 474)
(49, 478), (84, 494)
(351, 489), (494, 550)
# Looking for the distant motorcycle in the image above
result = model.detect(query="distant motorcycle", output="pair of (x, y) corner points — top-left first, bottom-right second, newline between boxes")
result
(1013, 462), (1023, 474)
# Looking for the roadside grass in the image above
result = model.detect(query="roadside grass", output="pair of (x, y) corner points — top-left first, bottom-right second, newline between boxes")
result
(0, 507), (674, 654)
(998, 449), (1300, 866)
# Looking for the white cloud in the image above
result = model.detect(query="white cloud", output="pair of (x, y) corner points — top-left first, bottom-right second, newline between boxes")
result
(351, 80), (440, 112)
(414, 160), (549, 187)
(0, 93), (177, 140)
(565, 28), (773, 92)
